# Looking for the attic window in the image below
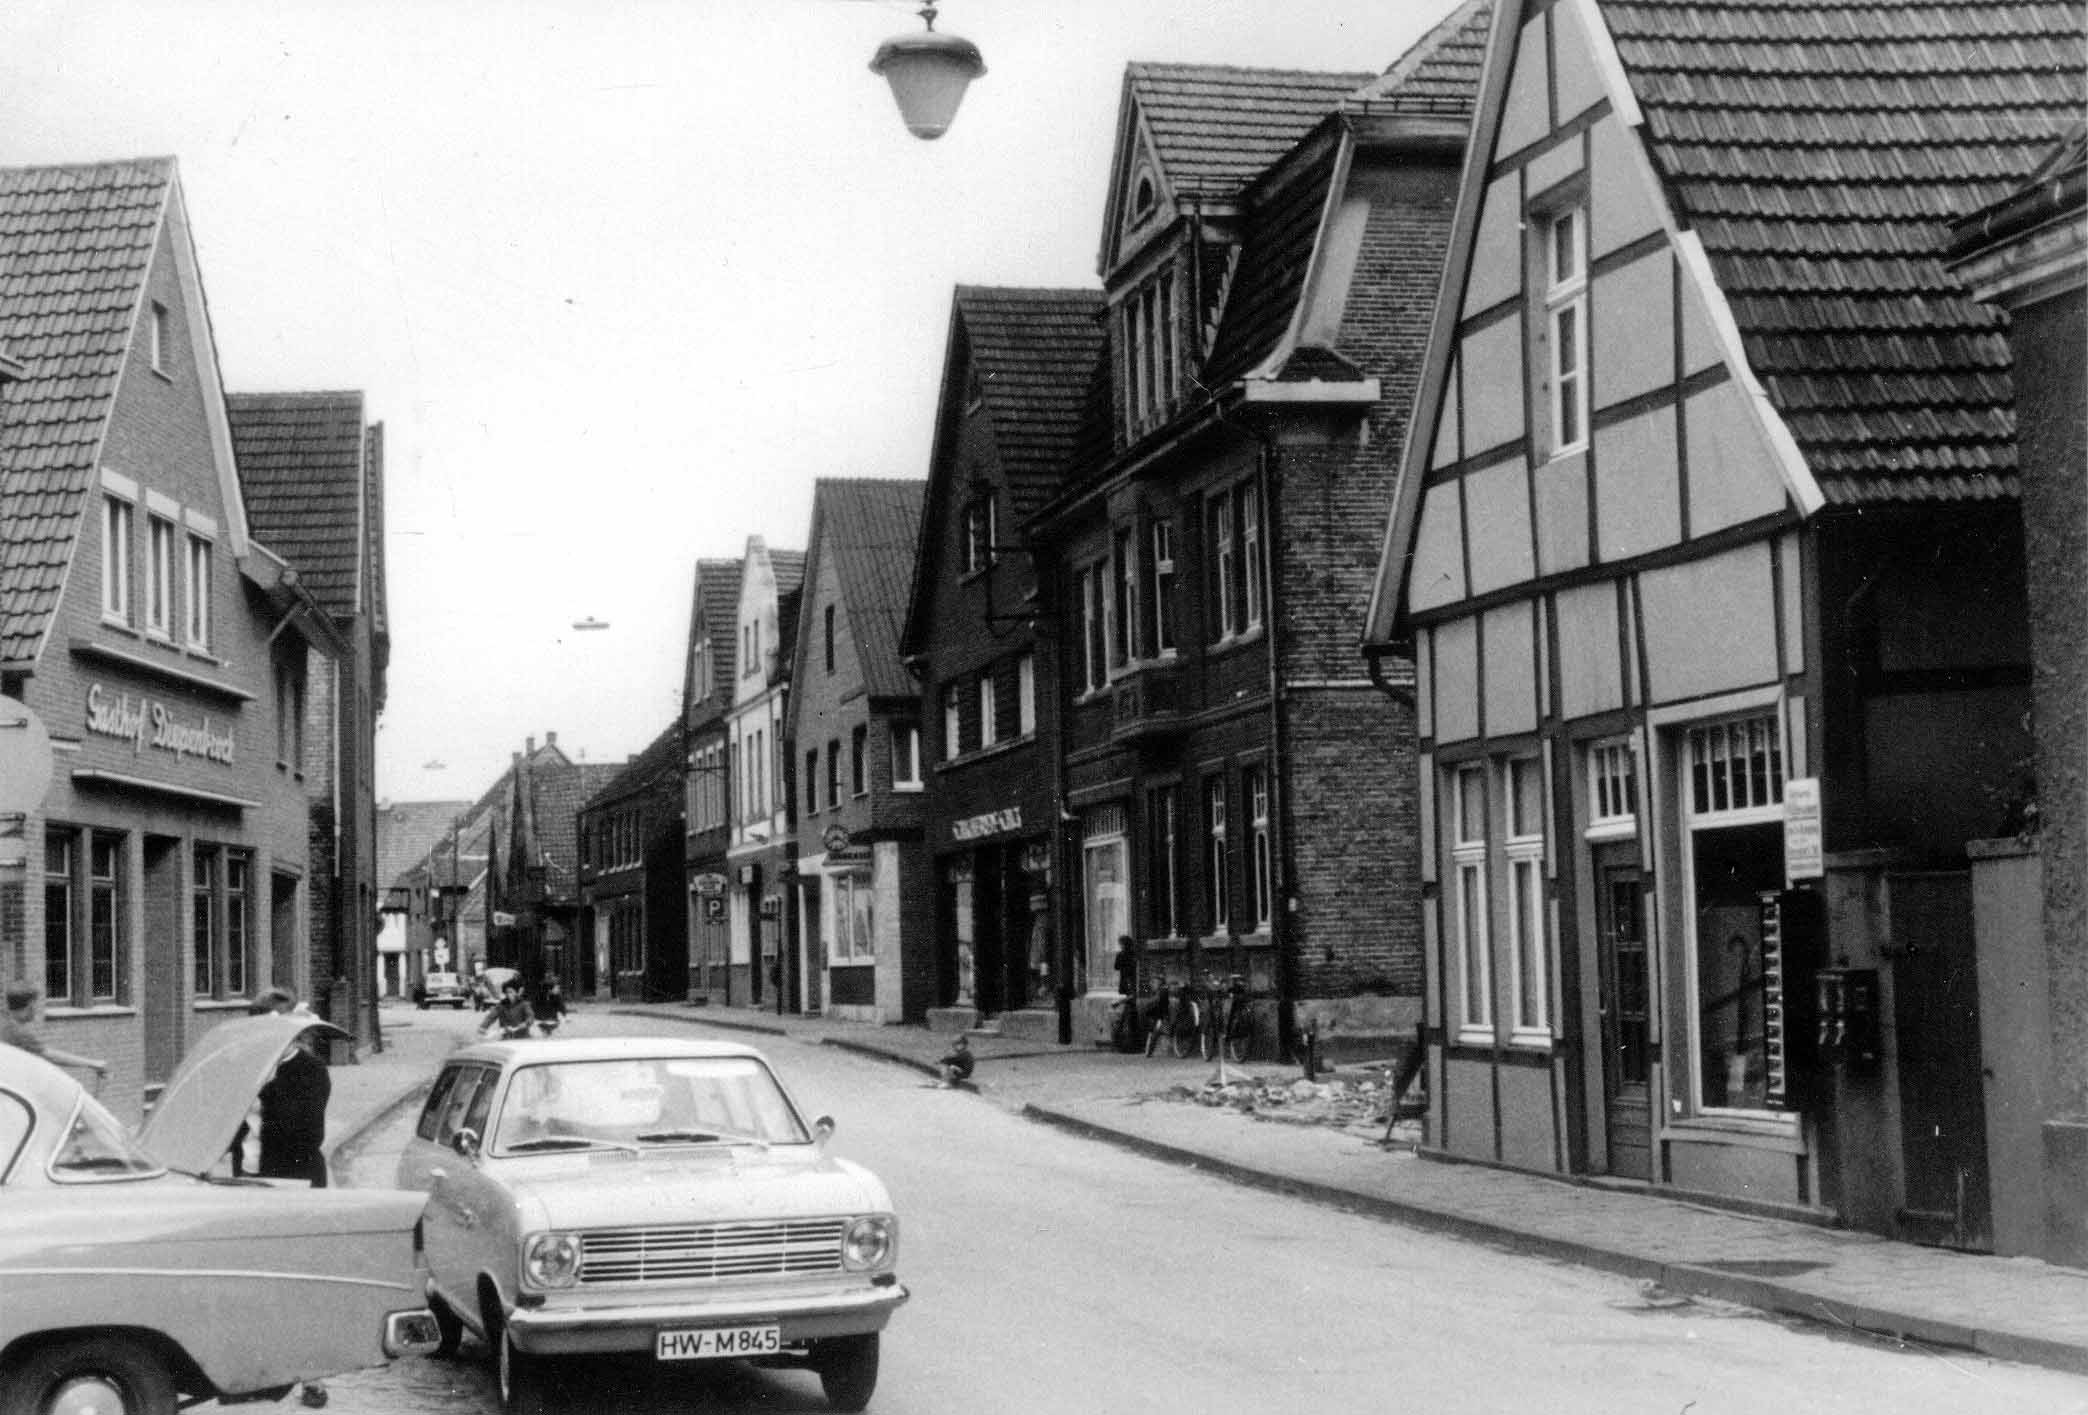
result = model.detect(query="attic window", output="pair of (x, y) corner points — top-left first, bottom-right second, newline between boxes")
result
(964, 364), (985, 412)
(1122, 268), (1179, 438)
(149, 301), (170, 376)
(1132, 172), (1157, 223)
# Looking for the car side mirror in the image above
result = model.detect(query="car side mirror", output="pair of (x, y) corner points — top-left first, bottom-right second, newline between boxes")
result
(452, 1127), (481, 1160)
(813, 1115), (835, 1154)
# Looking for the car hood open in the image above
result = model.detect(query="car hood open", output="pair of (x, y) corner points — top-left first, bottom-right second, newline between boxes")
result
(139, 1013), (350, 1176)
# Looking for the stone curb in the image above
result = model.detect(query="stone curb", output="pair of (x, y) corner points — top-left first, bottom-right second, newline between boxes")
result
(1021, 1102), (2088, 1378)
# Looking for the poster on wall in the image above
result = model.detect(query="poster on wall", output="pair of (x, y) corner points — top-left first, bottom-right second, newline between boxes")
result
(1783, 777), (1823, 881)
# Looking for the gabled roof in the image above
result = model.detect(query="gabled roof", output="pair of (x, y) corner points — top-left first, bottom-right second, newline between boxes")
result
(900, 286), (1105, 658)
(804, 477), (926, 702)
(0, 158), (230, 666)
(581, 718), (684, 814)
(1123, 64), (1376, 204)
(684, 556), (743, 724)
(1601, 0), (2087, 499)
(1347, 0), (1493, 116)
(769, 546), (807, 669)
(528, 758), (623, 898)
(228, 391), (368, 619)
(955, 286), (1107, 494)
(377, 798), (473, 892)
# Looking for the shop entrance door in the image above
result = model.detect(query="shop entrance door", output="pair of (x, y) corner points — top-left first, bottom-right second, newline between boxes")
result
(1593, 844), (1652, 1180)
(1889, 870), (1992, 1250)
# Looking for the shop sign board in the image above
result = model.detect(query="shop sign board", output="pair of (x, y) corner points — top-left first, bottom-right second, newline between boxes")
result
(951, 806), (1022, 842)
(1784, 777), (1823, 881)
(83, 682), (235, 764)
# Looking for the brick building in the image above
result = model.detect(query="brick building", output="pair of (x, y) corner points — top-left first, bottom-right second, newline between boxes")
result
(1030, 7), (1487, 1055)
(0, 158), (333, 1117)
(228, 392), (390, 1046)
(680, 556), (742, 1003)
(788, 478), (931, 1023)
(577, 719), (687, 1001)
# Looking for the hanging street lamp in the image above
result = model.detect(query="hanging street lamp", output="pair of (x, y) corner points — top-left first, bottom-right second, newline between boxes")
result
(869, 2), (985, 140)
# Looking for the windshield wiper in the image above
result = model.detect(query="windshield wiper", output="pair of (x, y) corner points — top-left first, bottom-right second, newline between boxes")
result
(635, 1129), (768, 1149)
(503, 1134), (639, 1154)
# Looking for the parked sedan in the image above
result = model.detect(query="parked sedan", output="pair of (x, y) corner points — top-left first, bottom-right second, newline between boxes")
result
(416, 970), (470, 1009)
(395, 1036), (906, 1413)
(0, 1012), (440, 1415)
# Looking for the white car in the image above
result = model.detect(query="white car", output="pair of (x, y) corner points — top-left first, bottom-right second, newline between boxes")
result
(394, 1036), (905, 1413)
(0, 1014), (439, 1414)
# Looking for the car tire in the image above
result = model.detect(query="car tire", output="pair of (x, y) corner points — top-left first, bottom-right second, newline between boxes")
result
(815, 1334), (878, 1413)
(488, 1310), (546, 1415)
(427, 1294), (465, 1359)
(0, 1334), (179, 1415)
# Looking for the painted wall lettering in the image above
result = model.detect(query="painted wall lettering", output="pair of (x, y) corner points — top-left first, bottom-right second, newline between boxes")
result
(84, 683), (236, 765)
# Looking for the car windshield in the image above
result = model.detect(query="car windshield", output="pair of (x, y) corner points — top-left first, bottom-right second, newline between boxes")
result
(49, 1094), (162, 1182)
(491, 1056), (809, 1156)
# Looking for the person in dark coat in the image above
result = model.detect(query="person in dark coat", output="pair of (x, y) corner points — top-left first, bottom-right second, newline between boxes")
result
(258, 1026), (331, 1188)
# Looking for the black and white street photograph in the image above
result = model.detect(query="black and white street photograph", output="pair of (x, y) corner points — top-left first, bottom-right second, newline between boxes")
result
(0, 1), (2083, 1412)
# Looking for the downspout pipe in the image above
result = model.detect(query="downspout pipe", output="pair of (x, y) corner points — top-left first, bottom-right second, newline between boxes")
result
(1251, 417), (1299, 1061)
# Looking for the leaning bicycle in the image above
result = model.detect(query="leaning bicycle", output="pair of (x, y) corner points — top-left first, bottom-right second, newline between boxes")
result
(1143, 980), (1203, 1059)
(1200, 973), (1254, 1064)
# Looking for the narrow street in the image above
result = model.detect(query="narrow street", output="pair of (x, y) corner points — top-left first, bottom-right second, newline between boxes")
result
(314, 1010), (2086, 1415)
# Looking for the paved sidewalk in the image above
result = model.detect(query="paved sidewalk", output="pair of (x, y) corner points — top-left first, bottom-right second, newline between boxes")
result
(326, 999), (2088, 1380)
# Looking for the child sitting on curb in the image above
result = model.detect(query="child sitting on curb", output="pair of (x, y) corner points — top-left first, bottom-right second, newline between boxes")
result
(936, 1036), (975, 1089)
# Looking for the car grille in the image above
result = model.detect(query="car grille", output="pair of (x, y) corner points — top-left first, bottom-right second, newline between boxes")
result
(578, 1219), (847, 1285)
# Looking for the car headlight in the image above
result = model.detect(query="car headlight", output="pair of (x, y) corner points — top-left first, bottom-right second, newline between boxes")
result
(841, 1215), (897, 1272)
(523, 1232), (582, 1288)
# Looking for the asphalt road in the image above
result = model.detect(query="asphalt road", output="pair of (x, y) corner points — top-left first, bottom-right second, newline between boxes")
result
(308, 1008), (2088, 1415)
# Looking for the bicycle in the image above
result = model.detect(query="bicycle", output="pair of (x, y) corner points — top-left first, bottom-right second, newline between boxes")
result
(1142, 981), (1203, 1059)
(1200, 973), (1253, 1064)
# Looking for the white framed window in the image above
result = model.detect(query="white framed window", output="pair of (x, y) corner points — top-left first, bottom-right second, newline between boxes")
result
(149, 301), (169, 374)
(805, 749), (820, 816)
(1246, 765), (1272, 931)
(1505, 757), (1549, 1041)
(184, 532), (212, 649)
(1016, 653), (1036, 737)
(1212, 494), (1235, 639)
(1545, 204), (1589, 455)
(1241, 488), (1263, 630)
(146, 516), (175, 637)
(1683, 713), (1788, 1115)
(850, 725), (867, 797)
(1082, 805), (1129, 992)
(1081, 562), (1108, 694)
(825, 740), (840, 811)
(102, 493), (134, 625)
(1204, 776), (1230, 934)
(1148, 518), (1177, 656)
(1588, 739), (1639, 839)
(1147, 784), (1179, 939)
(1110, 526), (1137, 668)
(890, 723), (922, 790)
(1122, 269), (1179, 437)
(962, 495), (997, 575)
(979, 670), (999, 749)
(942, 682), (962, 760)
(830, 873), (875, 962)
(1452, 764), (1493, 1039)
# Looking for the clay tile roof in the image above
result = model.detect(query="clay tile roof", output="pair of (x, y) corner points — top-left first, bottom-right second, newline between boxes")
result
(536, 759), (622, 889)
(696, 556), (742, 688)
(0, 158), (176, 665)
(953, 285), (1106, 496)
(1600, 0), (2088, 500)
(228, 391), (367, 618)
(1126, 64), (1376, 200)
(813, 478), (927, 701)
(1207, 2), (1491, 386)
(582, 718), (684, 812)
(1349, 0), (1495, 116)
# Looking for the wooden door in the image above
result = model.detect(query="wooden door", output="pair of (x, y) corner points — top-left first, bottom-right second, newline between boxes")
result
(1594, 845), (1652, 1180)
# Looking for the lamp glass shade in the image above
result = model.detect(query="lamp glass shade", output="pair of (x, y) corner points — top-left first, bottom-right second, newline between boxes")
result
(870, 30), (985, 140)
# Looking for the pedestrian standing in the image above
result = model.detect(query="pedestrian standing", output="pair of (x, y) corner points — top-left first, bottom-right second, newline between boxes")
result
(1, 983), (109, 1081)
(536, 976), (569, 1037)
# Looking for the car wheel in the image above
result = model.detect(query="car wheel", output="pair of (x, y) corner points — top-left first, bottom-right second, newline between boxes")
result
(815, 1334), (878, 1413)
(488, 1311), (546, 1415)
(427, 1294), (465, 1359)
(1, 1334), (178, 1415)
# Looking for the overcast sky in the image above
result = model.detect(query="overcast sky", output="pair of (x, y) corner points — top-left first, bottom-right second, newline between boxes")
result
(0, 0), (1463, 804)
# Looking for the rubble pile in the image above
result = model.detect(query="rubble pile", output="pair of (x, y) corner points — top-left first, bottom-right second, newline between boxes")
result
(1156, 1065), (1424, 1141)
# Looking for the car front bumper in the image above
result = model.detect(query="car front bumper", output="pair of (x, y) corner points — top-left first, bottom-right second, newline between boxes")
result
(505, 1281), (908, 1356)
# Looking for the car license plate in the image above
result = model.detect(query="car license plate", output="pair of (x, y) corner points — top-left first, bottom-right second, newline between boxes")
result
(656, 1325), (781, 1361)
